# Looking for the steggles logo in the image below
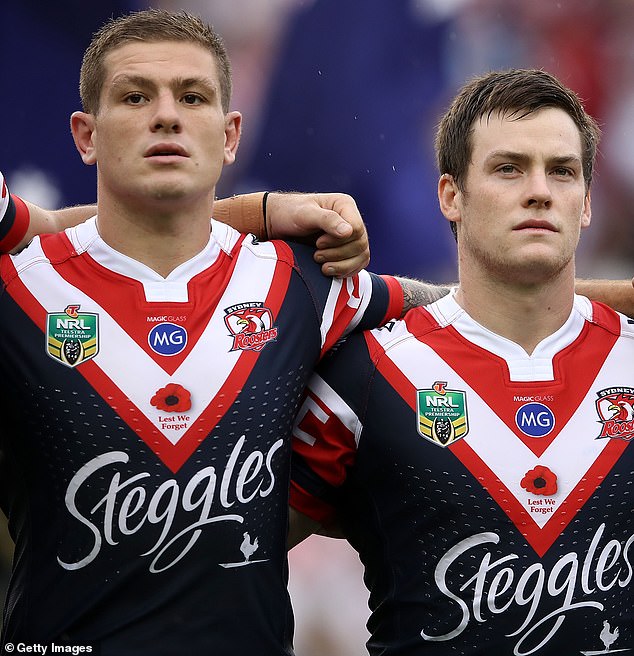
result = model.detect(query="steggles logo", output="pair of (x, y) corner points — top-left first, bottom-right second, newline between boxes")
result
(58, 435), (284, 573)
(420, 524), (633, 655)
(595, 387), (634, 441)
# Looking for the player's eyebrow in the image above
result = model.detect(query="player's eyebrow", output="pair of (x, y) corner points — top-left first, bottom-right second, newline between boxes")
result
(171, 76), (218, 95)
(110, 74), (157, 93)
(110, 74), (218, 97)
(485, 150), (582, 167)
(547, 154), (582, 167)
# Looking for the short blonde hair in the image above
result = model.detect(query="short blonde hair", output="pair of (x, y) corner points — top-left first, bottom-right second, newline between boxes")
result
(79, 8), (232, 115)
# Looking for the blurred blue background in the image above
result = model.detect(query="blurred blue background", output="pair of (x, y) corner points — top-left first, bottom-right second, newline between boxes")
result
(2, 1), (633, 652)
(3, 0), (633, 284)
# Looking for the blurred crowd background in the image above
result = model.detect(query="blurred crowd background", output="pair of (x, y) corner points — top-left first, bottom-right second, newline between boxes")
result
(1, 0), (633, 652)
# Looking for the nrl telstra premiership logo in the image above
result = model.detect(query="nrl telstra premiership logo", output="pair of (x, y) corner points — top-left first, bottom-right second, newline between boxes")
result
(416, 381), (469, 447)
(46, 304), (99, 367)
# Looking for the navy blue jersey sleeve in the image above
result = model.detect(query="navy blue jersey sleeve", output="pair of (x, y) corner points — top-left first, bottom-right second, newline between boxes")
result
(283, 240), (402, 357)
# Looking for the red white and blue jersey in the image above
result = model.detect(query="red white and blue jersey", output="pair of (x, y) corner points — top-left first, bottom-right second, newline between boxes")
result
(291, 293), (634, 656)
(0, 217), (402, 655)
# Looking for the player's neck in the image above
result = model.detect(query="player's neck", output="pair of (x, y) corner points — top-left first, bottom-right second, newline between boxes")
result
(95, 195), (215, 278)
(454, 270), (576, 355)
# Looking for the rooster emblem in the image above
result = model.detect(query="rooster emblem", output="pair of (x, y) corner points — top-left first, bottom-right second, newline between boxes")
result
(600, 621), (619, 651)
(236, 312), (267, 334)
(224, 302), (278, 352)
(607, 396), (634, 422)
(240, 532), (259, 562)
(219, 530), (268, 569)
(580, 619), (630, 654)
(596, 388), (634, 442)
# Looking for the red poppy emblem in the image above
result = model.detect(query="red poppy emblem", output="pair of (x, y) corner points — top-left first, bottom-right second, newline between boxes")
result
(520, 465), (557, 496)
(150, 383), (191, 412)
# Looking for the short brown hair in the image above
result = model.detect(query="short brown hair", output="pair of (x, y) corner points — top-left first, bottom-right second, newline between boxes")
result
(434, 69), (601, 237)
(79, 8), (232, 115)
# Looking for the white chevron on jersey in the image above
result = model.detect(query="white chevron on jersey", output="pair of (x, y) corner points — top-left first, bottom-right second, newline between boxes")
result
(8, 221), (283, 470)
(378, 332), (604, 525)
(369, 293), (630, 554)
(7, 218), (388, 474)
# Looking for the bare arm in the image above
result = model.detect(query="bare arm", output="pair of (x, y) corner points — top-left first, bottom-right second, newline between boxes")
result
(20, 199), (96, 249)
(396, 276), (452, 315)
(392, 277), (634, 319)
(265, 192), (370, 277)
(11, 195), (264, 253)
(575, 278), (634, 318)
(15, 195), (265, 252)
(3, 180), (369, 276)
(215, 191), (370, 277)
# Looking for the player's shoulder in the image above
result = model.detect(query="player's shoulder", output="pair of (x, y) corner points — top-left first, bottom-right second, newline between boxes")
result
(1, 218), (99, 288)
(211, 219), (273, 259)
(3, 233), (55, 276)
(367, 316), (412, 350)
(577, 295), (634, 340)
(613, 309), (634, 340)
(15, 219), (95, 265)
(368, 304), (443, 350)
(215, 219), (316, 271)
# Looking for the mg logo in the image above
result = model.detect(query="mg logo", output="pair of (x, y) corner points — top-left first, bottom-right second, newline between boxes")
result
(148, 322), (187, 356)
(515, 402), (555, 438)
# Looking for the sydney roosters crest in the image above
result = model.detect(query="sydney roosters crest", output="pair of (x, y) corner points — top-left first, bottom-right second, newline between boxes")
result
(224, 302), (278, 352)
(595, 387), (634, 441)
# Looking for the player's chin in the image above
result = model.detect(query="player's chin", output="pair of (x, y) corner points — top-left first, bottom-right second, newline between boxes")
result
(509, 254), (571, 284)
(146, 179), (192, 202)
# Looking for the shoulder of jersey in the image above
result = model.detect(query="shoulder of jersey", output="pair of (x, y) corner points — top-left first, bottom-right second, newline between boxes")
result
(583, 295), (634, 339)
(370, 306), (438, 351)
(8, 233), (55, 272)
(219, 220), (299, 268)
(619, 312), (634, 338)
(8, 217), (101, 274)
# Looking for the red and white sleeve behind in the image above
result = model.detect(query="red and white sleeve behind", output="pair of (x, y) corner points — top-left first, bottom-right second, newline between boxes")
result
(291, 374), (361, 524)
(0, 171), (30, 253)
(318, 270), (402, 358)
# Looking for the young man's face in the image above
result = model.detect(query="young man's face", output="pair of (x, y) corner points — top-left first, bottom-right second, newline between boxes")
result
(446, 107), (591, 285)
(75, 40), (240, 212)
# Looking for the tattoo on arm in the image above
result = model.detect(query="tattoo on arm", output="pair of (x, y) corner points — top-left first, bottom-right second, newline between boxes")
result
(397, 277), (451, 316)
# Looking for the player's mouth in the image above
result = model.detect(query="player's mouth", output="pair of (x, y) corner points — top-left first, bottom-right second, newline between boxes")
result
(144, 143), (190, 159)
(513, 219), (557, 233)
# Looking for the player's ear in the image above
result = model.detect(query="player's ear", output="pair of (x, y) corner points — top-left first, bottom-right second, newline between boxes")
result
(581, 191), (591, 230)
(438, 174), (462, 224)
(71, 111), (98, 166)
(223, 111), (242, 165)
